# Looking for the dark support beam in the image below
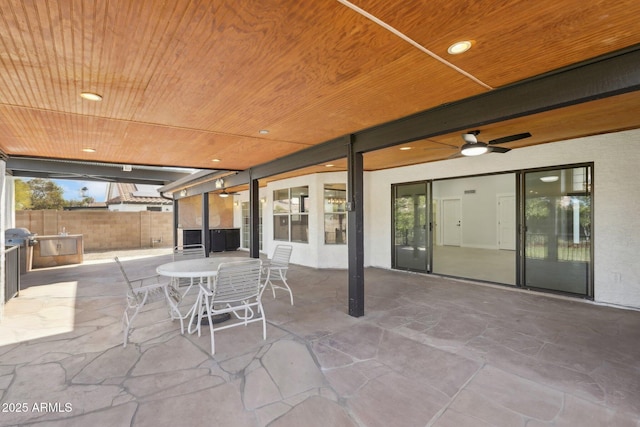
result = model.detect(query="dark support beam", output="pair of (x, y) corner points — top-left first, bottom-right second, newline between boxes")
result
(250, 137), (348, 180)
(154, 47), (640, 324)
(347, 136), (365, 317)
(172, 171), (249, 201)
(165, 46), (640, 201)
(173, 199), (179, 248)
(6, 157), (190, 185)
(352, 46), (640, 154)
(249, 176), (260, 259)
(202, 193), (210, 256)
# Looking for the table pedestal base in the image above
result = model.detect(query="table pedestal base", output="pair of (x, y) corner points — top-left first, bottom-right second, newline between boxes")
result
(196, 312), (231, 325)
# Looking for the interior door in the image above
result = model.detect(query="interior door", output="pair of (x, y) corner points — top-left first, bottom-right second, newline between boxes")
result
(442, 199), (461, 246)
(393, 182), (429, 272)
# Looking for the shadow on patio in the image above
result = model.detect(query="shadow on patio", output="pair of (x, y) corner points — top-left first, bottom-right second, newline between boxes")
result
(1, 249), (639, 426)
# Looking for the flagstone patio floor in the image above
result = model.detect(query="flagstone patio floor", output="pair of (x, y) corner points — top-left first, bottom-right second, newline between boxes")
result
(1, 248), (639, 426)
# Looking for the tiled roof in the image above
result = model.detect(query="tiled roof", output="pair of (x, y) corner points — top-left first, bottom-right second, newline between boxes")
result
(105, 183), (172, 205)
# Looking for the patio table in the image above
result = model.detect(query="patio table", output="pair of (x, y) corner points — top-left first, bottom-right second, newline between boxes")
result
(156, 256), (249, 333)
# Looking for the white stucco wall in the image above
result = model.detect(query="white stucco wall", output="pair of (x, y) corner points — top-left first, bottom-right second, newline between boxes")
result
(232, 130), (640, 309)
(368, 130), (640, 309)
(234, 172), (349, 268)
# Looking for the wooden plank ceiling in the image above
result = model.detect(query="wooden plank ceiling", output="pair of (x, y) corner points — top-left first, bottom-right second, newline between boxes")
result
(1, 0), (640, 178)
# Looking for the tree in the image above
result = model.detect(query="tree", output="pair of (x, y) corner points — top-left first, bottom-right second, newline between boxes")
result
(66, 196), (95, 207)
(28, 178), (66, 210)
(14, 179), (32, 210)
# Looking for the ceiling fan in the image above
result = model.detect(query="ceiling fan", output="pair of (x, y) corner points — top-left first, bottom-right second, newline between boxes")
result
(459, 130), (532, 156)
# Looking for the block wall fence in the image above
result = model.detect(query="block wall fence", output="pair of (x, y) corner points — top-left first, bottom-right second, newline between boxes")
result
(15, 210), (174, 251)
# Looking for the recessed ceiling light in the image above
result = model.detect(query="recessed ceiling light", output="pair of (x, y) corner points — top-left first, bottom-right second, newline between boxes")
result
(447, 40), (473, 55)
(540, 176), (559, 183)
(399, 147), (412, 151)
(80, 92), (103, 101)
(325, 164), (334, 167)
(212, 158), (221, 162)
(259, 129), (269, 134)
(82, 148), (96, 153)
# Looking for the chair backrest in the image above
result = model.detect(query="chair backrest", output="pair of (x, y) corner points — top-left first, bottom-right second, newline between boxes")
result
(173, 244), (206, 261)
(114, 256), (141, 303)
(213, 259), (262, 303)
(270, 244), (293, 267)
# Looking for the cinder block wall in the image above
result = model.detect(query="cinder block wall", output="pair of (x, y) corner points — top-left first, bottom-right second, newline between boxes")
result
(15, 210), (174, 251)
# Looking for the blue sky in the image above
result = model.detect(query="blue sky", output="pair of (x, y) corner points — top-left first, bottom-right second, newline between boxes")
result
(53, 179), (108, 202)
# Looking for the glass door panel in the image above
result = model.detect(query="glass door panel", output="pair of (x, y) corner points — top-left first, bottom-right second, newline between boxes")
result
(393, 182), (429, 272)
(432, 174), (516, 285)
(523, 166), (592, 295)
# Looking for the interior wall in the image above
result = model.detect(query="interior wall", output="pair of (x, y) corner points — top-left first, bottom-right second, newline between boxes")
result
(433, 174), (514, 249)
(367, 129), (640, 309)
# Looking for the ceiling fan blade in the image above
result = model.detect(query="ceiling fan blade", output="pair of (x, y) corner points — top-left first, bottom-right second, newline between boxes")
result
(462, 132), (479, 143)
(488, 146), (511, 153)
(423, 146), (457, 151)
(488, 132), (532, 145)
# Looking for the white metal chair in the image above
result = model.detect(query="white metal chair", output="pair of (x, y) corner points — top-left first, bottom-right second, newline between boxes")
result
(172, 244), (206, 297)
(194, 259), (265, 355)
(262, 244), (293, 305)
(115, 257), (183, 347)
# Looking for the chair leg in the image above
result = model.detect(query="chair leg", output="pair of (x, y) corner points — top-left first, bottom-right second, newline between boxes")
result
(204, 295), (215, 355)
(122, 310), (129, 347)
(164, 286), (184, 335)
(263, 269), (278, 299)
(123, 304), (143, 348)
(278, 270), (294, 305)
(260, 302), (266, 340)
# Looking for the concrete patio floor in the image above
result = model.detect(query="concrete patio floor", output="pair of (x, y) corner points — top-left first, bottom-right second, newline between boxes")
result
(1, 249), (639, 426)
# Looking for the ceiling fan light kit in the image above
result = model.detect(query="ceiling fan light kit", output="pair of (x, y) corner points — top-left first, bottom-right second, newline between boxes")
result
(461, 142), (489, 156)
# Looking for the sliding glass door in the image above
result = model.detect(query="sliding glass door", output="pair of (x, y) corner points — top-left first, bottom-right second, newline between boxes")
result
(390, 164), (593, 298)
(523, 166), (592, 296)
(392, 182), (430, 272)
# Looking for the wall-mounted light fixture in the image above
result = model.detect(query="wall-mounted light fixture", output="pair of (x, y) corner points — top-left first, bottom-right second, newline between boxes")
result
(215, 178), (224, 189)
(180, 189), (187, 197)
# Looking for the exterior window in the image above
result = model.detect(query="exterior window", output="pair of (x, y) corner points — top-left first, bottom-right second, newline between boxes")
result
(241, 201), (263, 250)
(324, 184), (347, 244)
(273, 186), (309, 243)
